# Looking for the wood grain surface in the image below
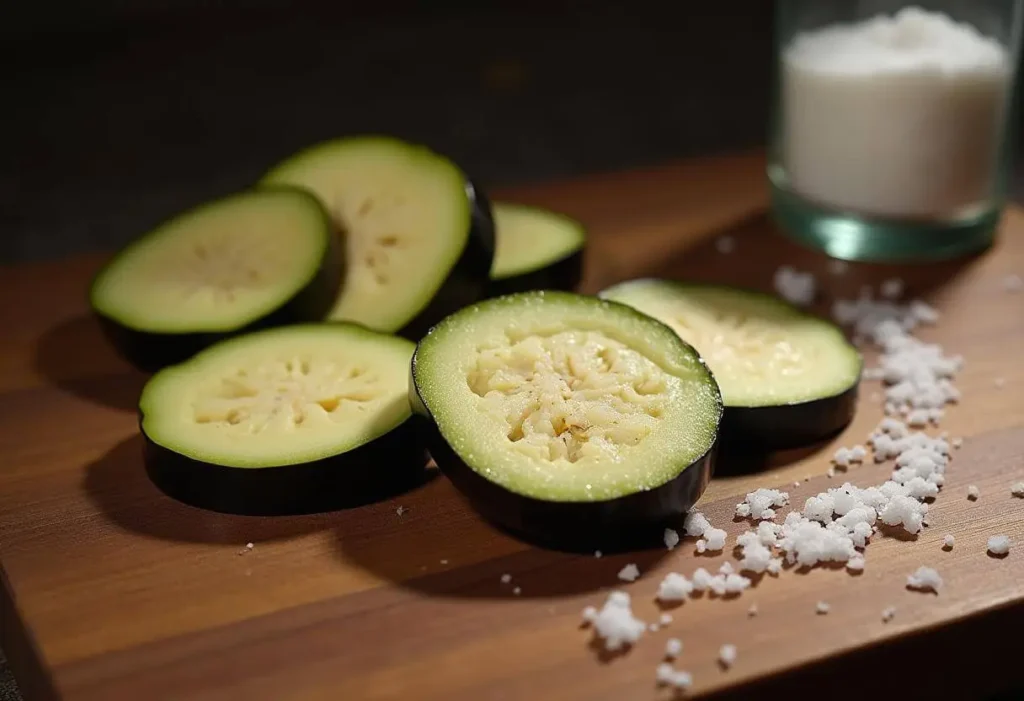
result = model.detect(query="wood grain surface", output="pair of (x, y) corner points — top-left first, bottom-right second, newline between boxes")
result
(2, 152), (1024, 700)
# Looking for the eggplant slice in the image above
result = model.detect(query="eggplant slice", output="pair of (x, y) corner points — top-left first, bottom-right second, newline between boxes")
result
(488, 202), (585, 296)
(140, 324), (426, 515)
(600, 279), (862, 449)
(410, 290), (722, 550)
(261, 135), (495, 341)
(90, 188), (341, 372)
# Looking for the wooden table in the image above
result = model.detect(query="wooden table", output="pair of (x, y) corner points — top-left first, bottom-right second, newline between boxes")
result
(3, 152), (1024, 700)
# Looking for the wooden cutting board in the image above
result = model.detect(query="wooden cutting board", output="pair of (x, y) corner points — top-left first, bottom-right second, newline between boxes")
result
(3, 152), (1024, 701)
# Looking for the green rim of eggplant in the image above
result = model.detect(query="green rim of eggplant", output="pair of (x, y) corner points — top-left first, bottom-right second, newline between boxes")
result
(410, 290), (722, 550)
(260, 135), (495, 341)
(599, 279), (862, 449)
(90, 188), (342, 372)
(487, 202), (585, 297)
(139, 324), (427, 515)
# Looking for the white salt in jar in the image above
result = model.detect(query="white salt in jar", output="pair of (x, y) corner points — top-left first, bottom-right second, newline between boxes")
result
(769, 2), (1023, 262)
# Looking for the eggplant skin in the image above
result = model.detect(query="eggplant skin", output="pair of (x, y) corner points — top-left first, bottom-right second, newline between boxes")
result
(413, 414), (716, 553)
(721, 381), (859, 451)
(92, 193), (344, 374)
(396, 179), (496, 342)
(485, 249), (584, 298)
(141, 418), (428, 516)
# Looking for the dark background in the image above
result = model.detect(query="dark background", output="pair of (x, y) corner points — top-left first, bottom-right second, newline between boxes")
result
(1, 1), (1022, 699)
(0, 1), (776, 264)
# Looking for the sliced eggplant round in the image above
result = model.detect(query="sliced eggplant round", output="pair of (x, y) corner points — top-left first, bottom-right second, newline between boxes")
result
(89, 188), (342, 372)
(410, 290), (722, 550)
(599, 279), (862, 449)
(261, 135), (495, 341)
(139, 324), (426, 515)
(488, 202), (585, 296)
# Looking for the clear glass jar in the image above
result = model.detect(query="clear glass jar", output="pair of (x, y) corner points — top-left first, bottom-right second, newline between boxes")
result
(769, 0), (1024, 262)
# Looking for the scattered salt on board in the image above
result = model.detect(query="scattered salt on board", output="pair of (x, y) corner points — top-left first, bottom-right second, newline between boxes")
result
(617, 564), (640, 582)
(988, 535), (1011, 556)
(906, 566), (943, 593)
(584, 592), (646, 651)
(718, 644), (738, 669)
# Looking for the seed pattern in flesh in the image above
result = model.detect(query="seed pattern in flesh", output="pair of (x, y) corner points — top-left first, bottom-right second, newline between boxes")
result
(467, 331), (670, 463)
(667, 308), (808, 381)
(158, 233), (287, 304)
(338, 197), (408, 287)
(192, 357), (381, 433)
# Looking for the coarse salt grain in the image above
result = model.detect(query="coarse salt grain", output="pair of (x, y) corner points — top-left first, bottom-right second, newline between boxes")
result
(695, 540), (707, 554)
(703, 527), (728, 551)
(847, 556), (865, 572)
(882, 606), (896, 623)
(655, 664), (692, 691)
(968, 485), (980, 500)
(1011, 482), (1024, 497)
(396, 506), (407, 516)
(617, 564), (640, 582)
(513, 587), (521, 596)
(736, 488), (790, 521)
(664, 528), (680, 550)
(501, 573), (512, 584)
(660, 612), (673, 625)
(757, 521), (781, 545)
(587, 591), (646, 651)
(816, 601), (831, 615)
(722, 573), (752, 595)
(594, 550), (602, 558)
(833, 447), (853, 467)
(656, 572), (694, 602)
(988, 535), (1011, 555)
(719, 644), (738, 668)
(691, 568), (713, 592)
(735, 524), (780, 574)
(774, 266), (816, 306)
(748, 603), (759, 617)
(906, 566), (943, 593)
(665, 638), (683, 658)
(684, 510), (711, 537)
